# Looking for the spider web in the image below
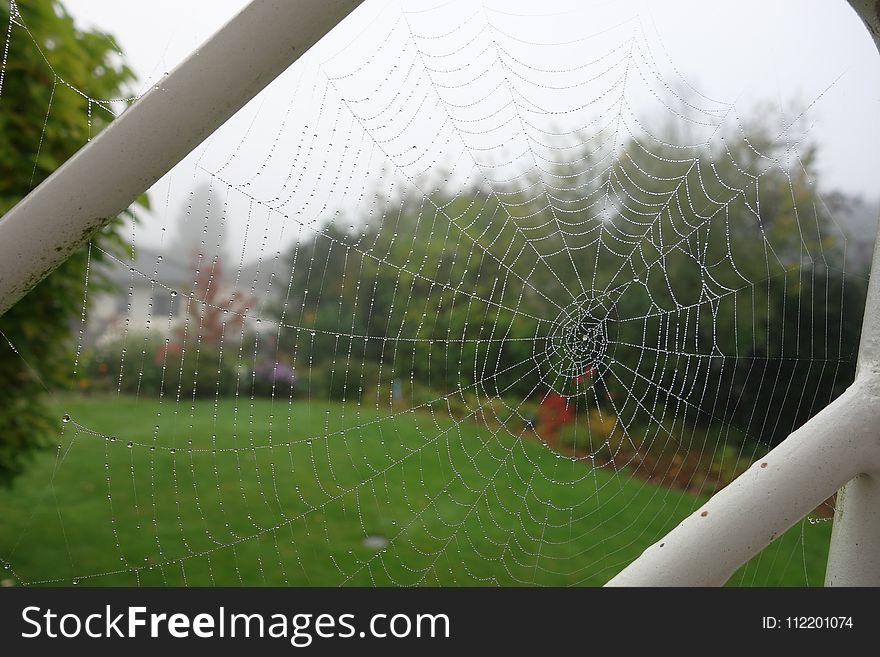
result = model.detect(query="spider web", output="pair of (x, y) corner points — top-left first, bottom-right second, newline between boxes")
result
(0, 0), (865, 587)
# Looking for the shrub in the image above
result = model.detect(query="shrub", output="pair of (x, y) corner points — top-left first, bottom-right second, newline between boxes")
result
(300, 357), (385, 402)
(557, 409), (618, 456)
(83, 336), (240, 399)
(249, 360), (297, 398)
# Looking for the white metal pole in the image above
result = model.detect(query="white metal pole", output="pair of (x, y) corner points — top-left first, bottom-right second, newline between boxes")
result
(607, 0), (880, 586)
(825, 473), (880, 585)
(605, 377), (880, 586)
(0, 0), (363, 317)
(824, 100), (880, 583)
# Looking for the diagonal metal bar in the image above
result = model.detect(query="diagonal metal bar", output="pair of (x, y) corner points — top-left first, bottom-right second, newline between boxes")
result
(0, 0), (363, 317)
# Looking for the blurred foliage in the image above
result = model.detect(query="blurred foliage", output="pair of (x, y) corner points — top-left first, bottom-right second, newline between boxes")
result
(185, 258), (253, 347)
(557, 408), (617, 454)
(301, 356), (385, 402)
(81, 336), (240, 399)
(0, 0), (139, 485)
(272, 110), (867, 449)
(249, 358), (297, 399)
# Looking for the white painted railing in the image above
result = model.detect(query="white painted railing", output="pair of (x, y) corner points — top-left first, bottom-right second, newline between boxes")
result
(0, 0), (877, 586)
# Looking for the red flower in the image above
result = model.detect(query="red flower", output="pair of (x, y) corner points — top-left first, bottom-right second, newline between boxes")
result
(574, 365), (596, 385)
(538, 392), (574, 439)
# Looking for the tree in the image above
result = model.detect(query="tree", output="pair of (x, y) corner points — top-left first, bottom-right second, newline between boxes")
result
(270, 105), (864, 448)
(0, 0), (138, 485)
(182, 259), (252, 348)
(585, 118), (861, 446)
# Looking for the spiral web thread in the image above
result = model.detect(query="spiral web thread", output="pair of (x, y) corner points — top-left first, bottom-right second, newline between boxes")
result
(0, 0), (859, 586)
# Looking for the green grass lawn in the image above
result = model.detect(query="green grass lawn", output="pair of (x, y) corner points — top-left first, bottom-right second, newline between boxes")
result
(0, 394), (831, 586)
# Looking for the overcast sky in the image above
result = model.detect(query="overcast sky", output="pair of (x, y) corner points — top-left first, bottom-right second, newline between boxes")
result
(59, 0), (880, 263)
